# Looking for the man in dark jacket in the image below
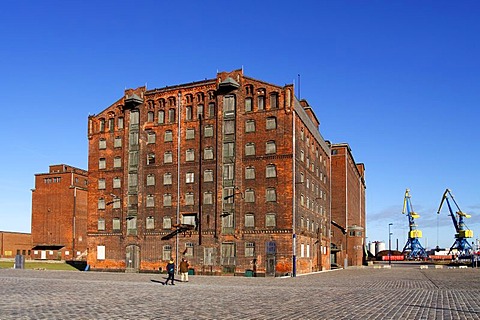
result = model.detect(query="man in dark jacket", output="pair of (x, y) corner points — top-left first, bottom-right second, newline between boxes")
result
(163, 259), (175, 285)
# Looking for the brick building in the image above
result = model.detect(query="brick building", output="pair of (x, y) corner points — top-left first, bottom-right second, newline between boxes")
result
(330, 143), (366, 267)
(31, 164), (88, 260)
(86, 69), (332, 275)
(0, 231), (32, 258)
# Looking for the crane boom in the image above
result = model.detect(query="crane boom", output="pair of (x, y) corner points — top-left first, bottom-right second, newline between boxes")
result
(401, 189), (427, 259)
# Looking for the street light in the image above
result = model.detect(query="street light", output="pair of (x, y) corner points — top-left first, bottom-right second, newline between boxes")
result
(389, 223), (393, 266)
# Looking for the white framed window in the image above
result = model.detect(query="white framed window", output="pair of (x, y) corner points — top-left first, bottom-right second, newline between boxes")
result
(97, 245), (106, 260)
(300, 244), (305, 258)
(146, 174), (155, 186)
(186, 172), (194, 184)
(204, 169), (213, 182)
(98, 218), (105, 231)
(245, 242), (255, 257)
(147, 132), (156, 144)
(245, 214), (254, 228)
(223, 163), (234, 181)
(245, 166), (255, 180)
(163, 173), (172, 185)
(146, 195), (155, 207)
(163, 245), (172, 261)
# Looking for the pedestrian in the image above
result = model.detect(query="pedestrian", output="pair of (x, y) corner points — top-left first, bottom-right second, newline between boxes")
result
(180, 258), (190, 282)
(163, 259), (175, 285)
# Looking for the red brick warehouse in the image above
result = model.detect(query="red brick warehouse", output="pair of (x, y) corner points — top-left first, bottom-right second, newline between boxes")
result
(86, 69), (362, 275)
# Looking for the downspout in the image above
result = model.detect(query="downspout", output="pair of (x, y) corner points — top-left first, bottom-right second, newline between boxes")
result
(176, 91), (182, 272)
(292, 105), (297, 277)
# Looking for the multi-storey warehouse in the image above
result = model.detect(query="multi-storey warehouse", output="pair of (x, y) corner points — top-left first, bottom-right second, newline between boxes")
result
(31, 164), (88, 260)
(86, 69), (333, 276)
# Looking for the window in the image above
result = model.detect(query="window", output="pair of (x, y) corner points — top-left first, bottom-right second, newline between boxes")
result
(98, 198), (105, 210)
(223, 95), (235, 116)
(301, 243), (305, 258)
(165, 130), (173, 142)
(129, 151), (138, 168)
(185, 192), (194, 205)
(203, 192), (213, 204)
(300, 150), (305, 162)
(245, 143), (255, 156)
(266, 188), (277, 202)
(112, 198), (120, 209)
(163, 217), (172, 230)
(185, 243), (194, 256)
(300, 194), (304, 206)
(223, 188), (234, 204)
(306, 244), (310, 258)
(147, 153), (156, 165)
(114, 137), (122, 148)
(147, 132), (156, 144)
(266, 117), (277, 130)
(245, 242), (255, 257)
(118, 117), (124, 129)
(108, 118), (114, 132)
(221, 243), (235, 265)
(223, 142), (234, 158)
(224, 120), (235, 134)
(113, 218), (120, 231)
(186, 172), (194, 184)
(186, 106), (193, 121)
(204, 169), (213, 182)
(147, 111), (154, 122)
(197, 104), (204, 117)
(158, 110), (165, 124)
(266, 213), (276, 227)
(270, 93), (278, 109)
(113, 156), (121, 168)
(186, 149), (195, 162)
(163, 173), (172, 185)
(182, 214), (197, 228)
(99, 139), (106, 150)
(168, 109), (175, 123)
(204, 125), (214, 137)
(244, 189), (255, 203)
(99, 158), (106, 169)
(146, 216), (154, 230)
(223, 163), (234, 181)
(99, 119), (105, 132)
(257, 95), (265, 110)
(266, 164), (277, 178)
(129, 131), (139, 147)
(163, 194), (172, 207)
(245, 214), (255, 228)
(98, 178), (106, 190)
(208, 103), (215, 118)
(266, 141), (276, 154)
(113, 177), (121, 189)
(245, 166), (255, 180)
(146, 174), (155, 186)
(98, 218), (105, 231)
(163, 245), (172, 261)
(245, 97), (252, 112)
(204, 147), (214, 160)
(164, 151), (173, 164)
(146, 195), (155, 207)
(245, 120), (255, 133)
(186, 128), (195, 140)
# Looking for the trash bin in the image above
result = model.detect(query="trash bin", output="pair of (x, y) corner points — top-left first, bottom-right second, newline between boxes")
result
(245, 269), (254, 277)
(14, 255), (25, 269)
(188, 268), (195, 275)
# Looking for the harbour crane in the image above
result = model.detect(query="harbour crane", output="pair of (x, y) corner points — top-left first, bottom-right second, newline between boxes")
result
(437, 189), (473, 257)
(401, 189), (428, 259)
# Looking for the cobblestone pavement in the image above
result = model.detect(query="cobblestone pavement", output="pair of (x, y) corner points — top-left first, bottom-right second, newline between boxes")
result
(0, 265), (479, 320)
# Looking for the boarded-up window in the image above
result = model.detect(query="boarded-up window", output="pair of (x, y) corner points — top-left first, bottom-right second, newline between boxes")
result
(266, 141), (276, 154)
(186, 128), (195, 140)
(266, 213), (276, 227)
(245, 214), (254, 228)
(163, 173), (172, 185)
(113, 177), (121, 189)
(98, 178), (105, 190)
(245, 97), (252, 112)
(146, 216), (154, 229)
(165, 130), (173, 142)
(164, 151), (173, 164)
(97, 245), (105, 260)
(266, 117), (277, 130)
(244, 189), (255, 203)
(245, 166), (255, 180)
(163, 194), (172, 207)
(146, 174), (155, 186)
(245, 143), (255, 156)
(98, 218), (105, 231)
(147, 132), (156, 144)
(185, 193), (194, 205)
(163, 217), (172, 230)
(266, 164), (277, 178)
(146, 195), (154, 207)
(204, 125), (214, 137)
(204, 169), (213, 182)
(203, 192), (213, 205)
(245, 120), (255, 133)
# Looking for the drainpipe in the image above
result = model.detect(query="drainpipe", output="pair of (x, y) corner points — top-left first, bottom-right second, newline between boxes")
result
(176, 91), (182, 273)
(292, 105), (297, 277)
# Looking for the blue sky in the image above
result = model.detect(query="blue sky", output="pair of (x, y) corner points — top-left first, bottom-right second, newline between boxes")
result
(1, 1), (478, 250)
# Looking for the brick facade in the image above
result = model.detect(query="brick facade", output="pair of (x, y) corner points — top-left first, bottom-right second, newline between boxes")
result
(330, 144), (366, 267)
(86, 69), (333, 275)
(31, 164), (88, 260)
(0, 231), (32, 258)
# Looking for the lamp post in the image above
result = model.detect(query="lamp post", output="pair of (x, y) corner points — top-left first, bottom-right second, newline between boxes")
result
(388, 223), (393, 266)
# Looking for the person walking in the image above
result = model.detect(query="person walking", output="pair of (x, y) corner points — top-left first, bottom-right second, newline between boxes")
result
(163, 259), (175, 285)
(179, 258), (190, 282)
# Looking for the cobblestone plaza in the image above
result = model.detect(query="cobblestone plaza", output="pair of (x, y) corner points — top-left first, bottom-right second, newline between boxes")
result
(0, 265), (479, 319)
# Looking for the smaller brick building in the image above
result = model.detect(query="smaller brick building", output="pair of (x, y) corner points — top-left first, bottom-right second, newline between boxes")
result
(31, 164), (88, 260)
(330, 143), (366, 267)
(0, 231), (32, 258)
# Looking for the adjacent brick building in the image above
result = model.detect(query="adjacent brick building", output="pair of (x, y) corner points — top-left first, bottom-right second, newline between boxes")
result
(31, 164), (88, 260)
(86, 69), (332, 275)
(330, 143), (366, 267)
(0, 231), (32, 258)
